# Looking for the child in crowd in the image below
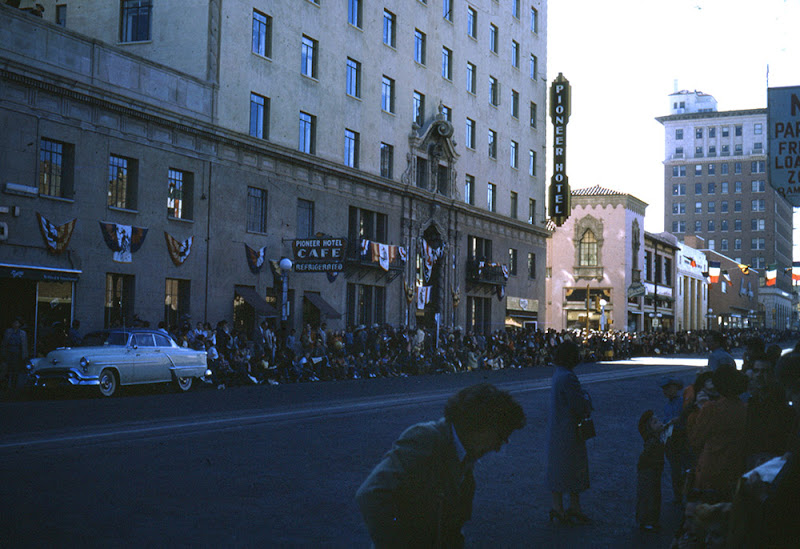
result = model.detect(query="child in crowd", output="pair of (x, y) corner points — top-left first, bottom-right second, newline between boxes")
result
(637, 409), (665, 532)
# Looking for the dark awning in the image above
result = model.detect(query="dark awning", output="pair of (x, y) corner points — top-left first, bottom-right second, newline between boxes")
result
(235, 286), (278, 317)
(304, 293), (342, 319)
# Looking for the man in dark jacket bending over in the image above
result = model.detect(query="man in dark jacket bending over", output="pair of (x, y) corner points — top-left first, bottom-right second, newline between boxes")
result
(356, 383), (526, 548)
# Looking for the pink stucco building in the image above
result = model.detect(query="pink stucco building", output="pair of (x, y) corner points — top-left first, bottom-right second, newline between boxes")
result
(545, 185), (648, 332)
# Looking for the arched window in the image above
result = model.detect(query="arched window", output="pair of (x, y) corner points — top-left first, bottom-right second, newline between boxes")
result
(579, 230), (598, 266)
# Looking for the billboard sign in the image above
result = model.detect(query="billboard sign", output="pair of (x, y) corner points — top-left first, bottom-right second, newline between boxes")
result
(291, 238), (346, 272)
(768, 86), (800, 206)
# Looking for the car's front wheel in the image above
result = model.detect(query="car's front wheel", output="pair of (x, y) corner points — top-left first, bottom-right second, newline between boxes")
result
(98, 368), (118, 397)
(173, 375), (193, 392)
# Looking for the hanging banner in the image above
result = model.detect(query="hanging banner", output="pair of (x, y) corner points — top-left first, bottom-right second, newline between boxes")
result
(768, 86), (800, 206)
(549, 73), (571, 227)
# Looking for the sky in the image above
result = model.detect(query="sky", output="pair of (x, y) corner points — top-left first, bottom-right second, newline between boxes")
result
(546, 0), (800, 235)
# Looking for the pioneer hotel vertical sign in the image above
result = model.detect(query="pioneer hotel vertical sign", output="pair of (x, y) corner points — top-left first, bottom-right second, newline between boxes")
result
(549, 73), (571, 226)
(768, 85), (800, 207)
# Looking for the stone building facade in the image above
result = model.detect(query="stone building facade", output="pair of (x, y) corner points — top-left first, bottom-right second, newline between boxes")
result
(657, 89), (793, 329)
(0, 2), (549, 348)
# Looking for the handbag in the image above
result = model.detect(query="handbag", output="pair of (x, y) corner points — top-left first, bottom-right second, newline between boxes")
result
(576, 416), (596, 441)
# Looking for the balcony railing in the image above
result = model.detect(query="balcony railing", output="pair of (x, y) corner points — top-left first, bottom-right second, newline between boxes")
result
(346, 239), (405, 271)
(466, 259), (508, 285)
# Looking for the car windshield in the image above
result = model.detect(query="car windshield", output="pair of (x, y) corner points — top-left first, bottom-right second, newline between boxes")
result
(81, 331), (130, 347)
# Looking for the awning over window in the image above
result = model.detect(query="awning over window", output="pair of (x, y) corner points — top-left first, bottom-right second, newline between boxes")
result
(235, 286), (278, 317)
(0, 263), (81, 282)
(304, 293), (342, 319)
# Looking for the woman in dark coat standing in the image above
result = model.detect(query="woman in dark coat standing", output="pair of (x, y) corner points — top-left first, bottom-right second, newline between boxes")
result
(547, 340), (593, 524)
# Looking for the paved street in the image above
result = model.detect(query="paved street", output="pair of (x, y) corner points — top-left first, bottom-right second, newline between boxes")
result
(1, 358), (712, 548)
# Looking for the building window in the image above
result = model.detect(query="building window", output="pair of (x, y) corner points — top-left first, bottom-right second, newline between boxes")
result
(380, 143), (394, 179)
(413, 91), (425, 126)
(416, 157), (429, 189)
(381, 76), (395, 113)
(466, 118), (476, 149)
(298, 111), (316, 154)
(754, 123), (763, 135)
(487, 183), (496, 212)
(735, 124), (742, 137)
(465, 174), (475, 205)
(735, 144), (743, 156)
(708, 164), (716, 175)
(531, 7), (539, 32)
(694, 220), (701, 232)
(675, 128), (683, 140)
(246, 187), (268, 233)
(672, 221), (686, 233)
(721, 181), (729, 193)
(529, 150), (537, 176)
(511, 89), (519, 118)
(489, 24), (498, 54)
(441, 104), (452, 122)
(249, 93), (269, 139)
(414, 29), (426, 65)
(39, 138), (73, 198)
(348, 0), (362, 28)
(673, 166), (686, 177)
(510, 140), (518, 168)
(346, 58), (361, 97)
(735, 181), (742, 193)
(721, 239), (728, 251)
(530, 101), (537, 128)
(751, 218), (765, 231)
(528, 198), (536, 224)
(528, 252), (536, 278)
(695, 201), (702, 214)
(672, 183), (686, 195)
(489, 76), (500, 106)
(735, 162), (742, 174)
(734, 219), (742, 231)
(751, 199), (765, 212)
(734, 238), (742, 251)
(108, 154), (137, 210)
(301, 35), (318, 78)
(511, 40), (520, 68)
(709, 239), (716, 251)
(696, 127), (703, 139)
(488, 129), (497, 159)
(672, 202), (685, 214)
(120, 0), (151, 42)
(347, 283), (386, 328)
(466, 62), (477, 94)
(441, 46), (453, 80)
(512, 0), (521, 18)
(752, 160), (766, 173)
(708, 220), (715, 231)
(349, 206), (388, 243)
(105, 273), (135, 328)
(579, 230), (598, 266)
(344, 129), (359, 168)
(530, 54), (538, 80)
(383, 10), (396, 47)
(164, 278), (190, 329)
(443, 0), (453, 21)
(721, 201), (728, 213)
(695, 164), (702, 176)
(509, 248), (518, 275)
(297, 199), (315, 238)
(751, 180), (765, 193)
(751, 238), (766, 250)
(721, 219), (728, 231)
(252, 10), (272, 57)
(167, 169), (193, 220)
(709, 127), (716, 138)
(56, 4), (67, 26)
(467, 6), (477, 38)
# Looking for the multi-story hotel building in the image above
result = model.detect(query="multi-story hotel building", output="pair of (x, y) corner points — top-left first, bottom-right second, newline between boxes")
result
(0, 1), (549, 347)
(657, 90), (794, 329)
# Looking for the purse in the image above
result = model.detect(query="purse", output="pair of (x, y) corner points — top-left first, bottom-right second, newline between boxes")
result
(576, 416), (596, 441)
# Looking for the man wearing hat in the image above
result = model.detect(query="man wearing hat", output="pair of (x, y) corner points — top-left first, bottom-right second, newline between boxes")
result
(661, 376), (688, 504)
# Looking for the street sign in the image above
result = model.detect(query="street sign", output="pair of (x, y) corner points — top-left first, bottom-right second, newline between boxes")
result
(768, 86), (800, 206)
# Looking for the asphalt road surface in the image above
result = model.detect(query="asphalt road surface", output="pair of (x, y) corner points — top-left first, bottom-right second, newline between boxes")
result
(0, 357), (712, 548)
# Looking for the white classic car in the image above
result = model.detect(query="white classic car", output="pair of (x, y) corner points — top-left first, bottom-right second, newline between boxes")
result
(27, 329), (209, 397)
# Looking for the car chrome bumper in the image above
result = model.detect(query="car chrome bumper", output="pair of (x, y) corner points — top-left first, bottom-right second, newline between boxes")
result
(29, 369), (99, 388)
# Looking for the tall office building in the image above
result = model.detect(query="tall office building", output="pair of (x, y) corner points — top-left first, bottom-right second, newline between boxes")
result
(658, 90), (794, 328)
(0, 1), (549, 344)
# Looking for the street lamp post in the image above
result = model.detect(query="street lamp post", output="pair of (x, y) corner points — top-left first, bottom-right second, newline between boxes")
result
(279, 257), (293, 322)
(599, 298), (607, 332)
